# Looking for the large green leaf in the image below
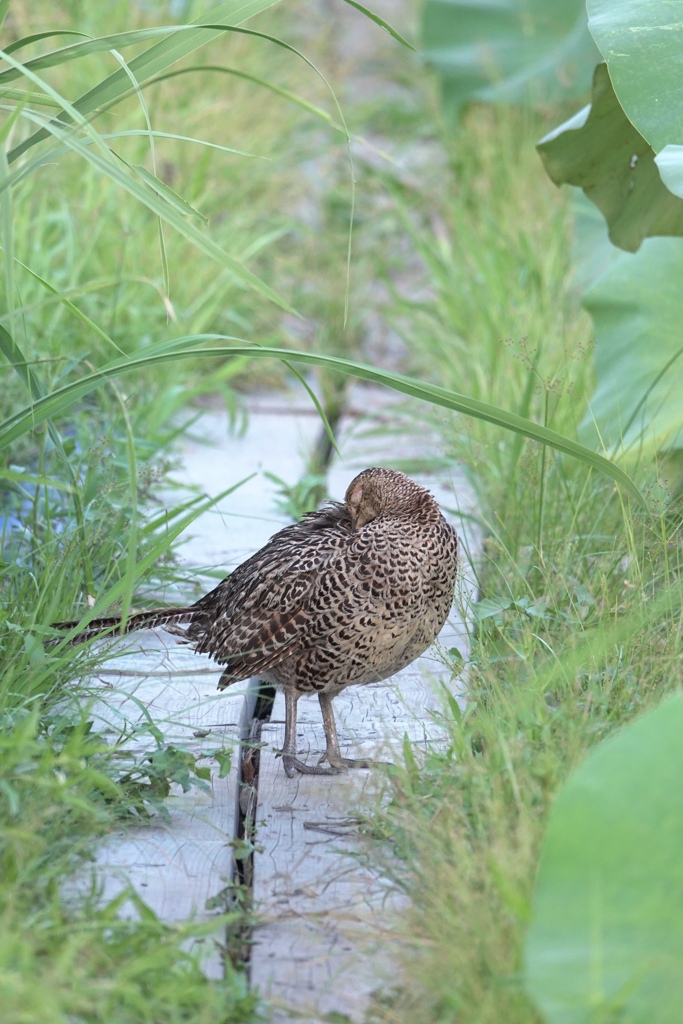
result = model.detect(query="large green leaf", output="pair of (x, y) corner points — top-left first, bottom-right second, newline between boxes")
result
(586, 0), (683, 154)
(536, 5), (683, 455)
(422, 0), (598, 115)
(0, 331), (646, 506)
(569, 190), (621, 295)
(538, 5), (683, 251)
(538, 63), (683, 253)
(577, 216), (683, 453)
(525, 692), (683, 1024)
(654, 146), (683, 201)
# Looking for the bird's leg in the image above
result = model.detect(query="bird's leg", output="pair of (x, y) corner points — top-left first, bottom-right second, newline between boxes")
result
(317, 692), (375, 770)
(280, 688), (340, 777)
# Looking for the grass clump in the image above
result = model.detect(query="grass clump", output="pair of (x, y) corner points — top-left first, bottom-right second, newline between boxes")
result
(0, 700), (259, 1023)
(374, 488), (681, 1023)
(1, 2), (326, 1016)
(364, 104), (683, 1024)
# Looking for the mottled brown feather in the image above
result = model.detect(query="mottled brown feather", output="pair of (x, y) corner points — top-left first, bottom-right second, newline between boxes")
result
(52, 469), (458, 701)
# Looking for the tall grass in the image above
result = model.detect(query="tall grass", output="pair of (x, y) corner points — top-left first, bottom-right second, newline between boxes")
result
(364, 104), (683, 1023)
(0, 695), (259, 1023)
(0, 3), (341, 1019)
(387, 103), (594, 507)
(1, 0), (326, 417)
(371, 498), (681, 1023)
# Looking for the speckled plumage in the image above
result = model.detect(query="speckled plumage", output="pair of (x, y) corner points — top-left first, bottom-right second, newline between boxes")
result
(53, 468), (458, 776)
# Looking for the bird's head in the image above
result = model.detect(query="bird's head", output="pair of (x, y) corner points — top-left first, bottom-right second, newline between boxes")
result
(345, 467), (430, 530)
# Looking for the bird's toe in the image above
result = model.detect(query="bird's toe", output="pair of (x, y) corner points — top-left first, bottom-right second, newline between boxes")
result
(282, 752), (341, 777)
(321, 751), (379, 771)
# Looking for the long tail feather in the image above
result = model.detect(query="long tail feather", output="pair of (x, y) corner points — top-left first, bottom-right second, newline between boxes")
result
(48, 606), (197, 645)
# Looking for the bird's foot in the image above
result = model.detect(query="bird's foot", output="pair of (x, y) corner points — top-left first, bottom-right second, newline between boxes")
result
(281, 752), (342, 778)
(317, 750), (379, 771)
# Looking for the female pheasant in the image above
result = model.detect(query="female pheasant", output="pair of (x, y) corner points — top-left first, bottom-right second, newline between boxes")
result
(52, 468), (458, 777)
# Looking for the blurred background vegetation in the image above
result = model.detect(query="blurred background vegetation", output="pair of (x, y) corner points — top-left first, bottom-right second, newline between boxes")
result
(0, 0), (681, 1021)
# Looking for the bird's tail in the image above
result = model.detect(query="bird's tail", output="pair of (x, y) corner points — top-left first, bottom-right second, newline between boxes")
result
(48, 606), (197, 646)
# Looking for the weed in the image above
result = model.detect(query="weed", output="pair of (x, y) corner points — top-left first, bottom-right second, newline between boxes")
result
(366, 105), (683, 1023)
(264, 469), (328, 519)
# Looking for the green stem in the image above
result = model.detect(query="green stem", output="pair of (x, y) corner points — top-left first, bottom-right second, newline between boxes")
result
(537, 390), (549, 565)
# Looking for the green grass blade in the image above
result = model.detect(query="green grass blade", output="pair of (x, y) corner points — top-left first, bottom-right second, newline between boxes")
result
(0, 340), (646, 506)
(4, 30), (88, 55)
(621, 343), (683, 446)
(53, 475), (254, 641)
(12, 107), (293, 311)
(108, 46), (173, 300)
(0, 467), (77, 492)
(0, 19), (278, 85)
(340, 0), (416, 50)
(106, 24), (354, 156)
(279, 358), (342, 460)
(0, 88), (62, 107)
(0, 28), (197, 80)
(106, 381), (139, 626)
(6, 0), (283, 163)
(129, 160), (208, 225)
(0, 97), (26, 144)
(138, 494), (207, 536)
(0, 326), (43, 399)
(0, 47), (295, 312)
(2, 17), (347, 317)
(0, 324), (95, 591)
(147, 66), (346, 134)
(98, 128), (262, 158)
(8, 255), (127, 356)
(0, 141), (14, 331)
(0, 127), (260, 194)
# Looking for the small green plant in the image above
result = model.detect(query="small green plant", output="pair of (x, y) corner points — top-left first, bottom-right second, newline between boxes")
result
(116, 743), (212, 818)
(360, 91), (682, 1024)
(264, 469), (329, 519)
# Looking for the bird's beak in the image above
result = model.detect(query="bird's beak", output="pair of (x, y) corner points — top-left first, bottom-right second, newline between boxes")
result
(352, 510), (372, 531)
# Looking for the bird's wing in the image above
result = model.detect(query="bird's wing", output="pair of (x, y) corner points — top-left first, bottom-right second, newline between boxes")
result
(189, 510), (349, 679)
(200, 564), (320, 683)
(190, 512), (430, 685)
